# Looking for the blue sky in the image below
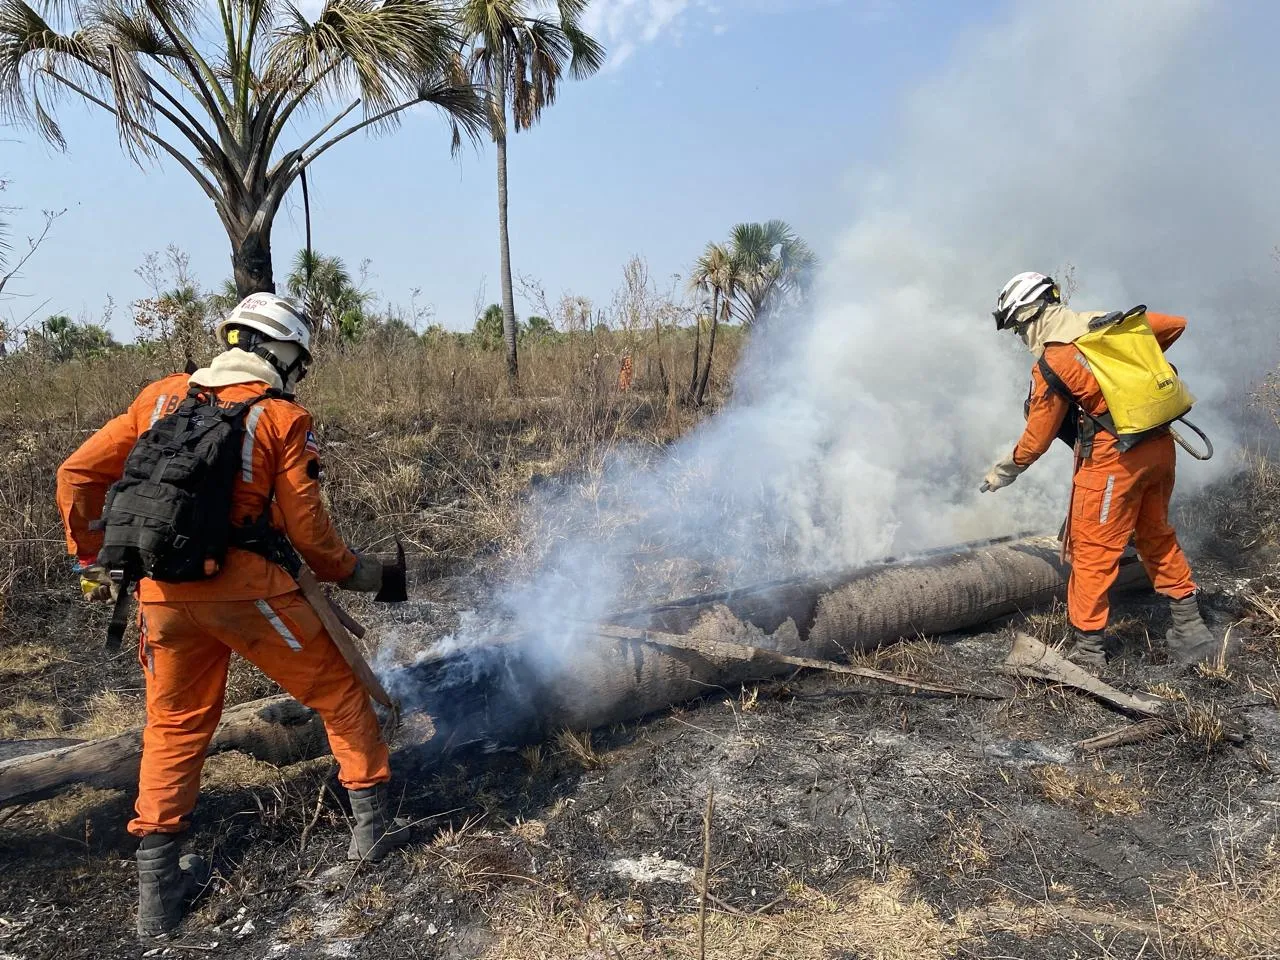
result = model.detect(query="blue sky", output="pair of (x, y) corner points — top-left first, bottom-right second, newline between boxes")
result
(1, 0), (1000, 335)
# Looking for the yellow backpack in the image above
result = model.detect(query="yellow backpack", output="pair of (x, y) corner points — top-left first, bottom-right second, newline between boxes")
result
(1035, 305), (1211, 459)
(1072, 305), (1195, 435)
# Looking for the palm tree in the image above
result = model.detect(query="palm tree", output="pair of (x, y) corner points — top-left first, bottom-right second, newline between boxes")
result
(473, 301), (505, 350)
(687, 242), (738, 406)
(0, 176), (9, 268)
(207, 278), (242, 316)
(685, 221), (816, 406)
(725, 220), (817, 326)
(460, 0), (604, 387)
(0, 0), (486, 297)
(286, 250), (369, 339)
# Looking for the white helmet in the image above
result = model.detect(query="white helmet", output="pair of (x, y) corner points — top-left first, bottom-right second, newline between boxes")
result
(993, 272), (1059, 330)
(216, 294), (313, 358)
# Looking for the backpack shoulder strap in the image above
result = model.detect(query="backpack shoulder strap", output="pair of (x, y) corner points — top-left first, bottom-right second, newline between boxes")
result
(1036, 354), (1074, 402)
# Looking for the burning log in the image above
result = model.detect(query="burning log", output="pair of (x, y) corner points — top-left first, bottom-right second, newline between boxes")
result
(0, 535), (1147, 808)
(390, 535), (1149, 763)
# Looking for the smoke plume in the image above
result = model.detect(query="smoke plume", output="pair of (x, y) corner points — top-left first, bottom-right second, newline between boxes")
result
(386, 0), (1280, 711)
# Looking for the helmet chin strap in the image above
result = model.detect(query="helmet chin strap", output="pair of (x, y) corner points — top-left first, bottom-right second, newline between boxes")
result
(252, 345), (307, 394)
(223, 326), (307, 393)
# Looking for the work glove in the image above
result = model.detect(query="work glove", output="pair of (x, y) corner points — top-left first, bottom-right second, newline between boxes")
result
(76, 562), (119, 604)
(338, 553), (384, 593)
(980, 452), (1027, 493)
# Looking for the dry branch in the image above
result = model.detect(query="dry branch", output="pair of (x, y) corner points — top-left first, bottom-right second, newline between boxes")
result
(592, 624), (1003, 699)
(1003, 632), (1177, 717)
(1076, 720), (1176, 753)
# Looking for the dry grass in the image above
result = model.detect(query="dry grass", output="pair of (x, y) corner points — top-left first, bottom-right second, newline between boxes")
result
(941, 811), (991, 877)
(479, 867), (970, 960)
(0, 695), (63, 738)
(69, 689), (141, 739)
(24, 785), (123, 831)
(857, 636), (946, 677)
(1033, 764), (1144, 817)
(1152, 842), (1280, 959)
(554, 729), (602, 770)
(1178, 702), (1230, 753)
(1146, 681), (1188, 702)
(1023, 601), (1071, 649)
(1247, 668), (1280, 708)
(340, 884), (395, 935)
(519, 743), (545, 777)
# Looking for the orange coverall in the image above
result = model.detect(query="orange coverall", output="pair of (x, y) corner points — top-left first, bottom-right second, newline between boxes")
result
(57, 375), (390, 836)
(1011, 312), (1196, 632)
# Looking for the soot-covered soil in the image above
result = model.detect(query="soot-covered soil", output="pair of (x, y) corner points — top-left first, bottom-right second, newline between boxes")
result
(2, 561), (1279, 960)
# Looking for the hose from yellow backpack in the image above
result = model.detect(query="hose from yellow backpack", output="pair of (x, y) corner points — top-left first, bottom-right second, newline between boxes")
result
(1169, 418), (1213, 461)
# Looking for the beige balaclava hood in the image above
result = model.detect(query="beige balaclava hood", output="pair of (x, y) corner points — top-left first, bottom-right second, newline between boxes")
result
(1014, 301), (1107, 359)
(189, 348), (285, 393)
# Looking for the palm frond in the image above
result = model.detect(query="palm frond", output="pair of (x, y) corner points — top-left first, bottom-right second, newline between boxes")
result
(461, 0), (602, 132)
(0, 0), (106, 148)
(266, 0), (460, 120)
(415, 59), (488, 152)
(86, 2), (180, 59)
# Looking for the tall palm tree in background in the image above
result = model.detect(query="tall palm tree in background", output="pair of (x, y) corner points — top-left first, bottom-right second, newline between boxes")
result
(0, 175), (9, 269)
(461, 0), (604, 387)
(0, 0), (486, 296)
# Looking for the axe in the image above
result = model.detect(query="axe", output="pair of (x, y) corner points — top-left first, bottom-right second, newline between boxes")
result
(296, 567), (398, 720)
(374, 540), (408, 603)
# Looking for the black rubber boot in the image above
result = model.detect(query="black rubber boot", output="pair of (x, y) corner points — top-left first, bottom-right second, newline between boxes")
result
(347, 785), (410, 862)
(1166, 593), (1218, 666)
(1066, 630), (1107, 673)
(136, 834), (205, 938)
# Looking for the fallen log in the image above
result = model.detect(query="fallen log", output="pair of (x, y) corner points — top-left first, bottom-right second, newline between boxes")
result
(0, 696), (325, 809)
(0, 738), (83, 763)
(390, 536), (1149, 764)
(1, 535), (1148, 807)
(590, 623), (1005, 699)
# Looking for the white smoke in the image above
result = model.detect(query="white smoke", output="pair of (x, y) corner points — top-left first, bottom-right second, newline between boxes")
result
(394, 0), (1280, 679)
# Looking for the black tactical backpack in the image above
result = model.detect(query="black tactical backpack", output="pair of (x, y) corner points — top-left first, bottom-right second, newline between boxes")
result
(95, 387), (273, 645)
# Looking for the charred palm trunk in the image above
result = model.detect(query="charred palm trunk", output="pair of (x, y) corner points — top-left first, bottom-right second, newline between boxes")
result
(0, 536), (1150, 807)
(391, 535), (1149, 764)
(230, 224), (275, 298)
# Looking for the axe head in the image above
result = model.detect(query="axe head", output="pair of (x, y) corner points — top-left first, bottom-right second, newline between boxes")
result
(374, 540), (408, 603)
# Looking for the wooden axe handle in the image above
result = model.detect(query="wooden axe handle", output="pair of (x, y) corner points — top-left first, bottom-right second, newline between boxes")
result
(296, 568), (394, 709)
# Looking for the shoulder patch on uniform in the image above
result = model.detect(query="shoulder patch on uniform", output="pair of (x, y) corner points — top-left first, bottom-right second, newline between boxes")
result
(305, 430), (320, 454)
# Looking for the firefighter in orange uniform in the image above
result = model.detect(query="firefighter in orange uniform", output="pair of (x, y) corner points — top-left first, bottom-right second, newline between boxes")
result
(982, 273), (1216, 671)
(57, 295), (407, 938)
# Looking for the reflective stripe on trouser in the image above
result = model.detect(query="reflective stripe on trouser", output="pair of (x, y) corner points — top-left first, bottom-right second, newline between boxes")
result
(129, 591), (390, 836)
(1066, 431), (1196, 632)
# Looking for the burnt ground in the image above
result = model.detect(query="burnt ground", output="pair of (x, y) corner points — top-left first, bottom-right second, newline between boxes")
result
(3, 538), (1280, 959)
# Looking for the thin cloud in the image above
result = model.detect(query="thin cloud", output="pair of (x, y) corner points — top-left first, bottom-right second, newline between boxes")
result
(582, 0), (857, 68)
